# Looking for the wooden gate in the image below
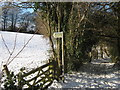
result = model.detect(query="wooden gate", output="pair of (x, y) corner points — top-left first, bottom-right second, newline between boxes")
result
(3, 60), (61, 89)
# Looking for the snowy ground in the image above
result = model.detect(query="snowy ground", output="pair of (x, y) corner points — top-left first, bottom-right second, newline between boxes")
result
(0, 31), (120, 89)
(0, 31), (51, 74)
(49, 63), (120, 89)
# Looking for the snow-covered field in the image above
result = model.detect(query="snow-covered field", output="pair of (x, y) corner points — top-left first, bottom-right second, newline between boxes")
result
(0, 31), (51, 74)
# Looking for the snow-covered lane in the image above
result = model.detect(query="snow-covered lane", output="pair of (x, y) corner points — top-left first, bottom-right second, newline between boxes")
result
(49, 63), (120, 89)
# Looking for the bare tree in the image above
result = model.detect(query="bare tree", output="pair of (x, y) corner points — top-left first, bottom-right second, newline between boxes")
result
(1, 2), (21, 31)
(19, 12), (35, 32)
(2, 4), (9, 31)
(8, 7), (21, 31)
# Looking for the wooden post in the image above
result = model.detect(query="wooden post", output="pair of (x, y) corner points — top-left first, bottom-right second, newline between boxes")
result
(53, 32), (64, 81)
(2, 65), (10, 77)
(62, 32), (64, 81)
(18, 72), (23, 89)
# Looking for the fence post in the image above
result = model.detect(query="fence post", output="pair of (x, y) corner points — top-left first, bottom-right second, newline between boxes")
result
(2, 65), (10, 77)
(18, 72), (23, 89)
(2, 65), (13, 82)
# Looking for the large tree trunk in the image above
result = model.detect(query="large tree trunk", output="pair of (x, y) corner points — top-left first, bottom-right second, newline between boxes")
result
(113, 38), (120, 69)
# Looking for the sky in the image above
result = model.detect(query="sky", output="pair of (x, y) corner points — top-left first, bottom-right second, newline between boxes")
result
(22, 8), (34, 14)
(26, 8), (34, 13)
(0, 2), (34, 15)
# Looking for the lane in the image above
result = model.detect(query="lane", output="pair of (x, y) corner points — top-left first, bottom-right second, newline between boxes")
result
(49, 62), (120, 88)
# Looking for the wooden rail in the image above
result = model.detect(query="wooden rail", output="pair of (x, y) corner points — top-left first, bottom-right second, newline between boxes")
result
(17, 60), (61, 89)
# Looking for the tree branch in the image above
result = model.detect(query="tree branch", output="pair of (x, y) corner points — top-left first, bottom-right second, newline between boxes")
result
(1, 33), (11, 55)
(98, 35), (120, 39)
